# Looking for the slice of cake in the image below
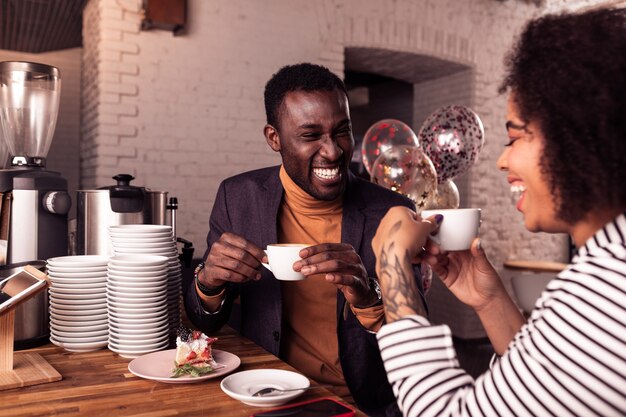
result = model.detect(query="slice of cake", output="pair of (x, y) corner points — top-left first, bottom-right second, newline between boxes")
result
(172, 326), (219, 377)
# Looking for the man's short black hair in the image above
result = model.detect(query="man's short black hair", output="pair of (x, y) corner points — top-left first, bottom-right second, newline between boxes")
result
(500, 8), (626, 224)
(264, 63), (348, 130)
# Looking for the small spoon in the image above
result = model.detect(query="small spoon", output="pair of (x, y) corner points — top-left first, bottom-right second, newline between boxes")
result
(252, 384), (333, 397)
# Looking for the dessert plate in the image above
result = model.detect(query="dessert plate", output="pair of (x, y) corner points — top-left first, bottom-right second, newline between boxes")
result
(128, 349), (240, 384)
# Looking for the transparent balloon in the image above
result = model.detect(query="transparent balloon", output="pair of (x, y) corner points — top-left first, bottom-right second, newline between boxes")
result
(361, 119), (419, 175)
(370, 145), (437, 210)
(424, 179), (460, 210)
(418, 105), (484, 183)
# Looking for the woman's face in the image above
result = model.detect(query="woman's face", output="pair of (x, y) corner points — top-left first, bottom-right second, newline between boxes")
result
(497, 94), (568, 234)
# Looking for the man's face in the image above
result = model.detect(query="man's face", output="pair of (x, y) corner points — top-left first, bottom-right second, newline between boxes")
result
(265, 88), (354, 201)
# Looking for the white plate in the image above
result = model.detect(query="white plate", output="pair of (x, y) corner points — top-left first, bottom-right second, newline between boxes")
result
(50, 300), (107, 309)
(107, 270), (168, 279)
(106, 287), (168, 299)
(108, 310), (165, 321)
(51, 281), (107, 289)
(52, 333), (109, 344)
(48, 271), (107, 285)
(110, 236), (175, 243)
(220, 369), (310, 407)
(50, 322), (108, 333)
(50, 315), (109, 332)
(47, 255), (109, 267)
(113, 244), (175, 251)
(108, 322), (168, 336)
(128, 349), (240, 383)
(50, 336), (108, 352)
(108, 264), (165, 272)
(109, 255), (168, 267)
(50, 306), (108, 316)
(107, 282), (167, 298)
(49, 294), (106, 304)
(107, 300), (166, 310)
(51, 328), (109, 338)
(107, 292), (167, 304)
(108, 341), (169, 358)
(109, 225), (172, 233)
(49, 287), (106, 296)
(109, 333), (168, 346)
(108, 256), (169, 264)
(108, 315), (168, 327)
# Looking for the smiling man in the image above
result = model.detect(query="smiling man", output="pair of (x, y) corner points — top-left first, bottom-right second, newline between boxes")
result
(184, 63), (422, 417)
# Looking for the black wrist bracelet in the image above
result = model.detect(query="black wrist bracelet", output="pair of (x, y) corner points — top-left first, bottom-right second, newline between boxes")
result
(194, 262), (226, 296)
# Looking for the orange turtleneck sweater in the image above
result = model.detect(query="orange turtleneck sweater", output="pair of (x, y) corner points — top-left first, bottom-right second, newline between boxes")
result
(277, 165), (346, 389)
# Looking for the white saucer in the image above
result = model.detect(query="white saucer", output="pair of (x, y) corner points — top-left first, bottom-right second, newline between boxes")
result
(48, 276), (107, 285)
(52, 333), (109, 344)
(51, 328), (109, 338)
(47, 255), (109, 267)
(109, 333), (168, 346)
(47, 266), (107, 279)
(106, 287), (168, 298)
(109, 224), (172, 233)
(50, 336), (108, 352)
(49, 295), (106, 305)
(220, 369), (310, 407)
(109, 322), (168, 337)
(51, 280), (107, 289)
(51, 316), (108, 327)
(107, 310), (165, 321)
(50, 300), (107, 310)
(49, 287), (106, 296)
(107, 283), (168, 293)
(110, 236), (175, 243)
(50, 306), (108, 316)
(108, 340), (169, 358)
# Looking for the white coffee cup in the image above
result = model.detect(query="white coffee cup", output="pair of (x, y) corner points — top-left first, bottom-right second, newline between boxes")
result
(420, 208), (481, 251)
(262, 244), (309, 281)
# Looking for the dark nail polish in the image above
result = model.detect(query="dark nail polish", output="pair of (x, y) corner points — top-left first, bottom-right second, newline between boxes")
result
(435, 214), (444, 224)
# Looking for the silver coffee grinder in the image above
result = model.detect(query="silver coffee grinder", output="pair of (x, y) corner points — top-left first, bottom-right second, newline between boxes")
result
(0, 61), (71, 348)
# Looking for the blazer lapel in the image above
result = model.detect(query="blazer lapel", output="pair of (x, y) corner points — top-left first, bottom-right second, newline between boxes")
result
(341, 173), (366, 253)
(259, 167), (283, 248)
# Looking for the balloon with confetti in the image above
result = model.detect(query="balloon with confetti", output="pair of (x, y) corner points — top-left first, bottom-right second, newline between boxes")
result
(418, 105), (484, 183)
(424, 179), (460, 210)
(361, 119), (419, 175)
(370, 145), (437, 210)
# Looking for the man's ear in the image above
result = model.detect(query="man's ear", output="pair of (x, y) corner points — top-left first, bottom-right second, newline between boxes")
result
(264, 124), (281, 152)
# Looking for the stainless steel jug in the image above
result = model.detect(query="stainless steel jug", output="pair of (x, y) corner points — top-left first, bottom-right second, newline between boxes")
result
(75, 174), (169, 256)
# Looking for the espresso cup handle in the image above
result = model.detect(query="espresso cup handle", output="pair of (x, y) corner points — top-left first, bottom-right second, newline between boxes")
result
(262, 250), (272, 271)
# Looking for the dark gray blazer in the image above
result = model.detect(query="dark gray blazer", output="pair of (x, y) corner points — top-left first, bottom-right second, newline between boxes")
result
(184, 166), (423, 417)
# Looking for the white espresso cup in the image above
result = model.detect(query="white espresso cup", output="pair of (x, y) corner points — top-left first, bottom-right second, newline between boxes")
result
(421, 208), (481, 251)
(262, 244), (309, 281)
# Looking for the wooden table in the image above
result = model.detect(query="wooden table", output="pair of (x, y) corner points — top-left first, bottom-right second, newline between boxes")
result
(0, 326), (365, 416)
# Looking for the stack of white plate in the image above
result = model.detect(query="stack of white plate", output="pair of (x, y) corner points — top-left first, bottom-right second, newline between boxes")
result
(46, 255), (109, 352)
(107, 254), (170, 358)
(109, 225), (182, 342)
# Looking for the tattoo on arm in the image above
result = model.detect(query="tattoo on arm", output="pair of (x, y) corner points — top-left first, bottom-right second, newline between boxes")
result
(378, 243), (426, 322)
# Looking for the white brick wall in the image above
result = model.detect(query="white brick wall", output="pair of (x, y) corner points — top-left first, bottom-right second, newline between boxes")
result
(79, 0), (618, 336)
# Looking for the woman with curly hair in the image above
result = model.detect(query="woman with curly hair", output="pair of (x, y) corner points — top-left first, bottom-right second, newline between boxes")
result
(372, 8), (626, 417)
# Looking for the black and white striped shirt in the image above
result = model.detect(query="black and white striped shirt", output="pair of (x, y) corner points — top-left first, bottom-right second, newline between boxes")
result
(377, 212), (626, 417)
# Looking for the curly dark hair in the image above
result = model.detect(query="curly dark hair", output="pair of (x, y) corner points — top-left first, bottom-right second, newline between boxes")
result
(264, 63), (348, 130)
(499, 8), (626, 224)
